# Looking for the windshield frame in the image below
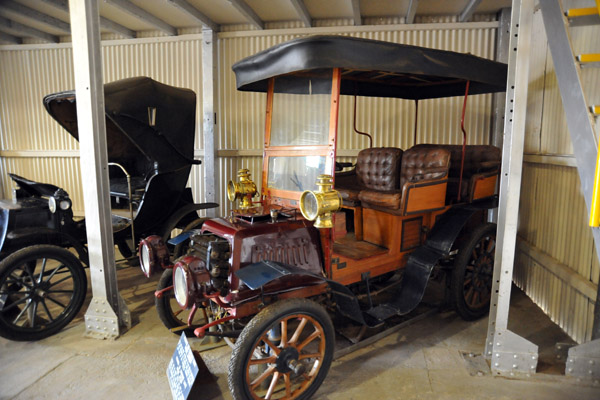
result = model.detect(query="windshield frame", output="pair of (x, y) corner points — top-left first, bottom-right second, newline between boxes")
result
(262, 68), (341, 207)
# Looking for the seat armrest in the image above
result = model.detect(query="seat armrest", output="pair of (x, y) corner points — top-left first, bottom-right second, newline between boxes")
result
(399, 178), (448, 215)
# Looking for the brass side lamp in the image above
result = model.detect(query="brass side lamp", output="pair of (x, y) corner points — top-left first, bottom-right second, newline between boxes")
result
(299, 174), (342, 228)
(227, 169), (257, 209)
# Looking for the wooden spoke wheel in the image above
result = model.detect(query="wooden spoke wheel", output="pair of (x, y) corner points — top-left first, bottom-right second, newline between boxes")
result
(451, 223), (497, 321)
(228, 298), (334, 400)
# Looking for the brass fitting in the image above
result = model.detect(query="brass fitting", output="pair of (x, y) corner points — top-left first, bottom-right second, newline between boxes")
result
(227, 169), (257, 209)
(299, 174), (341, 228)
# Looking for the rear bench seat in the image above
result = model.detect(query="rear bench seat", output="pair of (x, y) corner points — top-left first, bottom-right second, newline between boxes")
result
(411, 144), (500, 203)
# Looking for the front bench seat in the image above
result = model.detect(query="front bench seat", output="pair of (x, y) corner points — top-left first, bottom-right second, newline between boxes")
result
(336, 147), (403, 206)
(359, 146), (450, 214)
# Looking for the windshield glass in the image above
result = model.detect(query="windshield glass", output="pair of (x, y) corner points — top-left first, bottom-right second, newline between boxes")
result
(267, 156), (332, 192)
(270, 70), (333, 146)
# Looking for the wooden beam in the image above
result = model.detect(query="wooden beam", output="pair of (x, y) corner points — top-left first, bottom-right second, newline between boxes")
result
(0, 31), (21, 44)
(38, 0), (135, 38)
(406, 0), (418, 24)
(105, 0), (177, 35)
(0, 0), (70, 34)
(228, 0), (263, 30)
(351, 0), (361, 26)
(289, 0), (312, 28)
(517, 238), (598, 301)
(459, 0), (483, 22)
(166, 0), (218, 31)
(0, 16), (58, 42)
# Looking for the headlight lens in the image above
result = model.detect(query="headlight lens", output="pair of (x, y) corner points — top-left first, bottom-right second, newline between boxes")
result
(139, 242), (153, 278)
(173, 264), (190, 309)
(138, 235), (170, 278)
(48, 197), (57, 213)
(59, 198), (71, 210)
(299, 191), (319, 220)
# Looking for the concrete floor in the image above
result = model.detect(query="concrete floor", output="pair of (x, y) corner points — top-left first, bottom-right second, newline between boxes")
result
(1, 266), (599, 400)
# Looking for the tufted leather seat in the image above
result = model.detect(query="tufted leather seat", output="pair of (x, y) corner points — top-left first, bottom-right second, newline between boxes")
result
(411, 144), (500, 202)
(399, 147), (451, 189)
(358, 146), (450, 210)
(336, 147), (403, 206)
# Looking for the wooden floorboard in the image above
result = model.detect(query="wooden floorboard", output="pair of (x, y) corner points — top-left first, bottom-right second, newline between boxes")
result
(333, 233), (389, 260)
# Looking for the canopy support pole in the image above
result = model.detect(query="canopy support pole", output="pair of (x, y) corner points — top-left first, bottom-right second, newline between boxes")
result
(69, 0), (130, 339)
(202, 28), (219, 217)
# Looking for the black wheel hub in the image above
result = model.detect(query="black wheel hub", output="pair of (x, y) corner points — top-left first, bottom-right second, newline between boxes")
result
(275, 347), (300, 373)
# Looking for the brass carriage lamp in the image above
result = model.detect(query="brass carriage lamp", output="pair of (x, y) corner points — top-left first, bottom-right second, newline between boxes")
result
(299, 174), (342, 228)
(227, 168), (258, 209)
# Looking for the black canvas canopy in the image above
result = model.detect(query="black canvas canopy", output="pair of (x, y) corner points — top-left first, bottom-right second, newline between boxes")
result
(233, 35), (507, 100)
(43, 76), (197, 173)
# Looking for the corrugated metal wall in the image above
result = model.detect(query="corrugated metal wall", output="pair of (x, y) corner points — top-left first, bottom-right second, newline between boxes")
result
(515, 7), (600, 343)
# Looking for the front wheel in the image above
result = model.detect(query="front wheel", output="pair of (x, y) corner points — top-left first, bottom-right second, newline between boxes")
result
(155, 268), (205, 336)
(0, 245), (87, 341)
(451, 223), (496, 321)
(228, 298), (334, 400)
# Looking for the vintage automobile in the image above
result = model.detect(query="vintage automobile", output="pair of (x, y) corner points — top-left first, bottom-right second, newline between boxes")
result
(0, 77), (217, 341)
(140, 36), (507, 399)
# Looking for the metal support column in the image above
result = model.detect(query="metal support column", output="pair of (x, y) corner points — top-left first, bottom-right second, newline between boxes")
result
(491, 7), (511, 148)
(539, 0), (600, 379)
(489, 7), (511, 223)
(484, 0), (539, 377)
(202, 28), (218, 217)
(68, 0), (130, 339)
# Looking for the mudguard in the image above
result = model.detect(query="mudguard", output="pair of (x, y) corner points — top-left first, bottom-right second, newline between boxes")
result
(236, 261), (377, 327)
(159, 202), (219, 241)
(367, 206), (481, 321)
(2, 228), (88, 265)
(0, 209), (7, 253)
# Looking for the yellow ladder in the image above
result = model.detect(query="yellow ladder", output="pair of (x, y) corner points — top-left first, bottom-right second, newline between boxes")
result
(564, 1), (600, 226)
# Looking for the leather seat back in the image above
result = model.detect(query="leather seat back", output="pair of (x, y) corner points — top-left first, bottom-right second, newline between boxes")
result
(356, 147), (403, 191)
(400, 146), (450, 188)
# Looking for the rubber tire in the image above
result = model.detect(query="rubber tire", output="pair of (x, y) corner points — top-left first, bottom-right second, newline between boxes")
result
(116, 240), (134, 259)
(451, 223), (497, 321)
(228, 298), (335, 400)
(155, 268), (196, 337)
(0, 245), (87, 341)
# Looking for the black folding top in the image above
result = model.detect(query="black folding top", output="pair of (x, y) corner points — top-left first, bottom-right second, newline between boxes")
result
(233, 35), (507, 99)
(43, 77), (197, 172)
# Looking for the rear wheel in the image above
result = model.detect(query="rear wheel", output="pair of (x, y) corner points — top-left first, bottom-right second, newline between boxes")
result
(451, 223), (496, 320)
(228, 298), (334, 400)
(0, 245), (87, 341)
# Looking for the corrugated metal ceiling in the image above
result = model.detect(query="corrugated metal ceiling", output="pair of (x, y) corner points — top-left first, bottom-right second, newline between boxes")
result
(0, 0), (512, 44)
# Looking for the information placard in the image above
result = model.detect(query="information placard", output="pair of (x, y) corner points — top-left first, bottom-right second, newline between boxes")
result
(167, 333), (200, 400)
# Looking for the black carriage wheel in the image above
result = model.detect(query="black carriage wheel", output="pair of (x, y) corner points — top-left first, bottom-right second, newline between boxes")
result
(116, 240), (134, 259)
(451, 223), (496, 321)
(0, 245), (87, 341)
(155, 268), (204, 337)
(228, 298), (334, 400)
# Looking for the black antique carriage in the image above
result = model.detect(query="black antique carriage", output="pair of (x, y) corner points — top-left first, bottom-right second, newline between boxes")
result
(0, 77), (217, 341)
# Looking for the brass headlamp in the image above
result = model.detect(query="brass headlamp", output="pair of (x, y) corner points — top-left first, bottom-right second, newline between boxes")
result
(299, 174), (342, 228)
(227, 168), (257, 209)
